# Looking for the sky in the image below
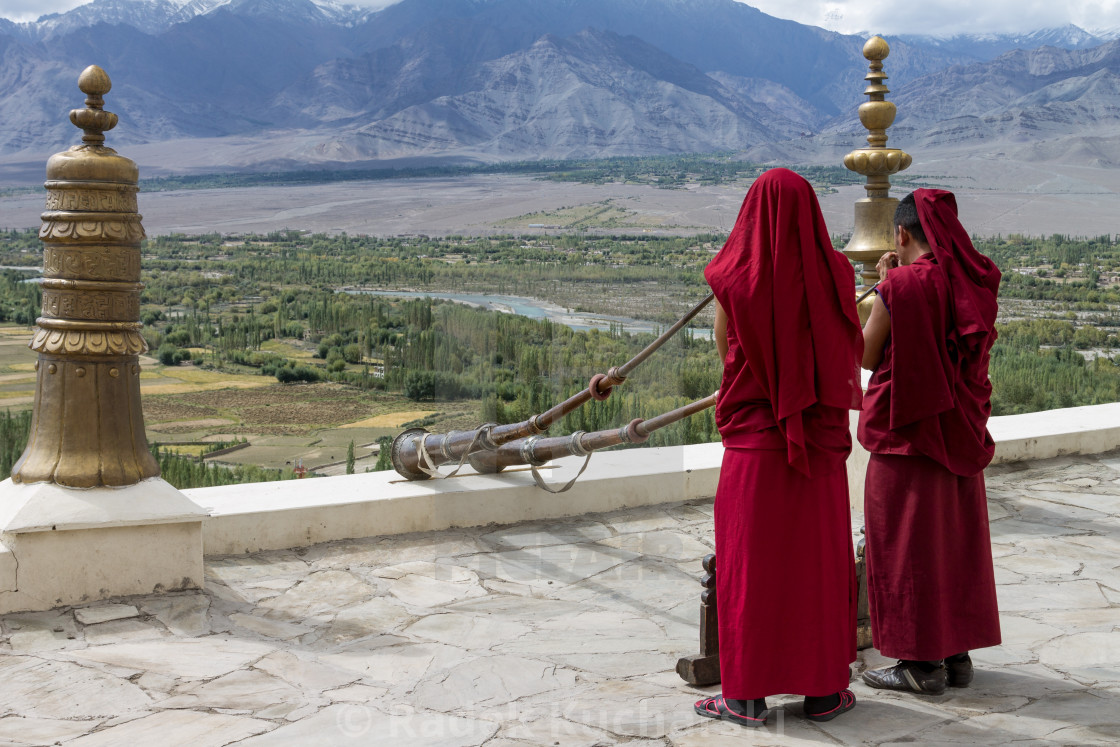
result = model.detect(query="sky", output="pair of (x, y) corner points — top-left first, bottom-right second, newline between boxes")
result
(1, 0), (1120, 36)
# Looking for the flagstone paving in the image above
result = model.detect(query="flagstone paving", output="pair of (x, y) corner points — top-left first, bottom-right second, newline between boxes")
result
(1, 451), (1119, 745)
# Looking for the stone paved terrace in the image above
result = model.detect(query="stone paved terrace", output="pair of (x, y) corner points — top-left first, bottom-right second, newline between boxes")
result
(1, 452), (1119, 746)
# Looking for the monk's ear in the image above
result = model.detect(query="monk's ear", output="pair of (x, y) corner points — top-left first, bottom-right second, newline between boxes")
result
(895, 225), (910, 249)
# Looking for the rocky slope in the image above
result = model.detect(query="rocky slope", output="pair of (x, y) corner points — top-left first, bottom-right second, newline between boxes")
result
(0, 0), (1116, 169)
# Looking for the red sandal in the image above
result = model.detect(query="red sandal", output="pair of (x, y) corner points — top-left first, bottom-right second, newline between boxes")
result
(693, 695), (769, 727)
(804, 689), (856, 722)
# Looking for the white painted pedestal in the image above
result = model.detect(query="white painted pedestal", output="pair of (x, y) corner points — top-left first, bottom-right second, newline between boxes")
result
(0, 477), (206, 614)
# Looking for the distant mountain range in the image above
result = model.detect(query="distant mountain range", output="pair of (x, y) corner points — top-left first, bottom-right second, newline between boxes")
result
(1, 0), (1118, 170)
(898, 25), (1119, 59)
(811, 39), (1120, 168)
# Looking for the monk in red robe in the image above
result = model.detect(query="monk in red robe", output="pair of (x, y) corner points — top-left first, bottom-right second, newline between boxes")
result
(693, 168), (863, 727)
(858, 189), (1002, 695)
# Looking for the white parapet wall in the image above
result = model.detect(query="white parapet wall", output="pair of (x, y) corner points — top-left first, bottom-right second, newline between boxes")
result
(192, 402), (1120, 555)
(194, 443), (724, 555)
(988, 402), (1120, 463)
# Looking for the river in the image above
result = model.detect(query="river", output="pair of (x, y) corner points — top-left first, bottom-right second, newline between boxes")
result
(343, 289), (713, 339)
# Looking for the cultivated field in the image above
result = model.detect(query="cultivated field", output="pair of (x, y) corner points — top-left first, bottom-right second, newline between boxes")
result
(0, 324), (478, 474)
(143, 382), (476, 472)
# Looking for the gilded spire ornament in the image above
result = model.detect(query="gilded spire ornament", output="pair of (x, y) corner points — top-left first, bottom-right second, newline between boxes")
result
(842, 37), (912, 319)
(12, 65), (159, 487)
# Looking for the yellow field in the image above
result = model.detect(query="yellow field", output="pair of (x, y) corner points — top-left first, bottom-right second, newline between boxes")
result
(341, 410), (437, 428)
(0, 324), (478, 456)
(161, 444), (208, 457)
(0, 328), (37, 406)
(0, 327), (38, 384)
(261, 339), (316, 360)
(0, 364), (272, 403)
(139, 366), (274, 396)
(497, 199), (672, 230)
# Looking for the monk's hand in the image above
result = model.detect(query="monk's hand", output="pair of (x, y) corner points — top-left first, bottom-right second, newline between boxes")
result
(876, 251), (899, 280)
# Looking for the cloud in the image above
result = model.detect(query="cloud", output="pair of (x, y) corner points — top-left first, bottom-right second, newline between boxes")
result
(3, 0), (1120, 35)
(0, 0), (88, 23)
(742, 0), (1120, 35)
(0, 0), (404, 23)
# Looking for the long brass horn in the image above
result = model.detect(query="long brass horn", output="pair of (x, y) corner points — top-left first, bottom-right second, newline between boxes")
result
(467, 391), (718, 477)
(391, 292), (715, 480)
(856, 279), (881, 305)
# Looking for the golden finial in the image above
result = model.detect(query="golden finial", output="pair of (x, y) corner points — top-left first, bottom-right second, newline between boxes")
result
(842, 37), (912, 319)
(12, 66), (157, 487)
(70, 65), (118, 146)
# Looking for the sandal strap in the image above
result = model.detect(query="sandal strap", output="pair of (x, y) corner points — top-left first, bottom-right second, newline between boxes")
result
(807, 689), (855, 717)
(696, 696), (720, 715)
(717, 696), (767, 724)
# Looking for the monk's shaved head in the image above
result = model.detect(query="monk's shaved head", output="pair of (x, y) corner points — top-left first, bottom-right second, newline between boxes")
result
(894, 193), (928, 245)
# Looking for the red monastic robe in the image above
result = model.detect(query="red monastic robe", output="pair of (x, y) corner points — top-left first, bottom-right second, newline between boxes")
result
(857, 189), (1002, 661)
(704, 168), (863, 698)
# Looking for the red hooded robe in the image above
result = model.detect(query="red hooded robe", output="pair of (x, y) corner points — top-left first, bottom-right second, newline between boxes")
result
(704, 168), (863, 698)
(858, 188), (1002, 661)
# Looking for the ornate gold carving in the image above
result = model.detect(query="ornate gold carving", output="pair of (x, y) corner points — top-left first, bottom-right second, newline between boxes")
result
(40, 288), (139, 322)
(43, 245), (142, 280)
(44, 185), (137, 213)
(29, 327), (147, 356)
(39, 218), (145, 242)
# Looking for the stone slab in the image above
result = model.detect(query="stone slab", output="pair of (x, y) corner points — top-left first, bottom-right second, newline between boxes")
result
(996, 580), (1110, 612)
(62, 710), (273, 747)
(404, 612), (531, 649)
(234, 704), (498, 747)
(139, 594), (210, 637)
(413, 654), (578, 711)
(157, 668), (307, 711)
(0, 716), (97, 745)
(65, 637), (276, 680)
(255, 569), (380, 619)
(83, 618), (167, 644)
(556, 680), (697, 739)
(0, 656), (152, 720)
(230, 612), (313, 640)
(1039, 631), (1120, 683)
(254, 650), (361, 692)
(74, 604), (140, 625)
(5, 609), (83, 652)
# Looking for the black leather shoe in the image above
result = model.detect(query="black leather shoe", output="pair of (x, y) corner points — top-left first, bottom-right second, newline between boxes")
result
(946, 653), (973, 687)
(862, 661), (948, 695)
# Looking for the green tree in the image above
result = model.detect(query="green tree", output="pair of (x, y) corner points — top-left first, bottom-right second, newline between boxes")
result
(156, 343), (182, 366)
(373, 437), (393, 472)
(0, 410), (32, 479)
